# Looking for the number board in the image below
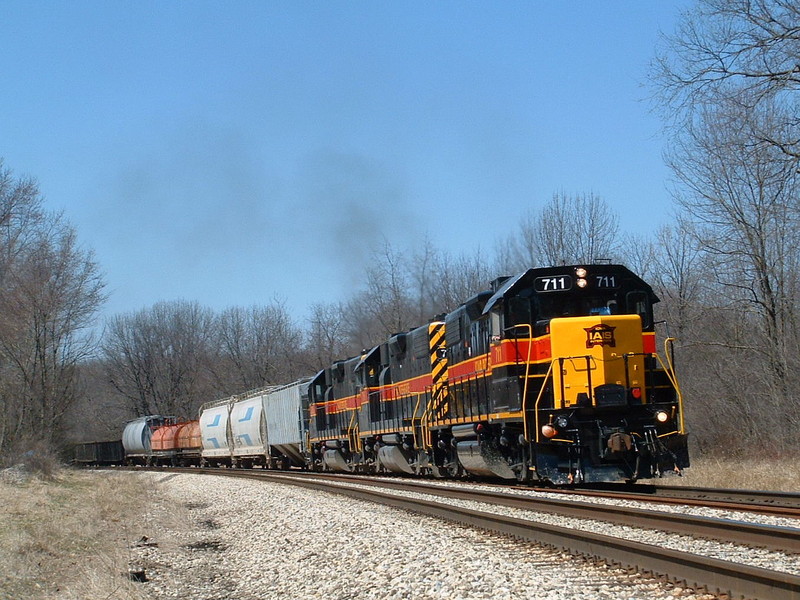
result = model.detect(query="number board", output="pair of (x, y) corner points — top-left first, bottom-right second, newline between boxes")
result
(534, 275), (572, 292)
(594, 274), (620, 289)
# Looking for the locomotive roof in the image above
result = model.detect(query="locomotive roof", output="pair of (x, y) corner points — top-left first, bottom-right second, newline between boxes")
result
(482, 264), (658, 316)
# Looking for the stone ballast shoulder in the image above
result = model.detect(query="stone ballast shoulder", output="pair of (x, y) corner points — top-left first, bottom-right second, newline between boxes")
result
(128, 471), (720, 600)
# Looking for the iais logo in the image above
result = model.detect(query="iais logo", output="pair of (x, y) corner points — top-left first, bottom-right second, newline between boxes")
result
(584, 324), (616, 348)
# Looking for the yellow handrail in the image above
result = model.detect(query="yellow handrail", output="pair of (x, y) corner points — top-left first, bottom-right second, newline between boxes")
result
(530, 361), (555, 443)
(412, 392), (425, 449)
(657, 337), (686, 434)
(346, 407), (361, 453)
(503, 324), (535, 441)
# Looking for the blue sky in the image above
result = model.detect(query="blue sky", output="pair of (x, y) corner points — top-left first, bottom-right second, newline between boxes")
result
(1, 2), (688, 322)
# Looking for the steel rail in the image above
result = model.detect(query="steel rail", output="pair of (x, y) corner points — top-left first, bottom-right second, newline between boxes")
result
(114, 465), (800, 517)
(189, 468), (800, 600)
(558, 483), (800, 518)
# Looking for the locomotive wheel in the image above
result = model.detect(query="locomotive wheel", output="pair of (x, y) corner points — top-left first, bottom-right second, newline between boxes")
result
(515, 463), (533, 483)
(446, 461), (463, 478)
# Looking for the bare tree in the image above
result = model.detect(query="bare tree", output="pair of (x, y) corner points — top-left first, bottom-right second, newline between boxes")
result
(408, 234), (440, 323)
(211, 303), (303, 393)
(503, 208), (541, 271)
(650, 221), (707, 340)
(343, 241), (416, 348)
(654, 0), (800, 159)
(302, 302), (354, 372)
(430, 249), (493, 313)
(668, 100), (800, 380)
(0, 162), (105, 452)
(527, 192), (620, 265)
(662, 98), (800, 452)
(102, 301), (216, 419)
(652, 0), (800, 455)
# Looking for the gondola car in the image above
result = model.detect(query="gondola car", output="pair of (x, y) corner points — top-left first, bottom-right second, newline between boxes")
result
(74, 440), (124, 465)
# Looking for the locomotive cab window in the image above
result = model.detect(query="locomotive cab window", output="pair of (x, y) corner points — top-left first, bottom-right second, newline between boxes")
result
(490, 310), (502, 343)
(315, 404), (326, 430)
(626, 291), (652, 329)
(470, 318), (490, 356)
(367, 366), (379, 386)
(536, 294), (625, 321)
(507, 295), (533, 334)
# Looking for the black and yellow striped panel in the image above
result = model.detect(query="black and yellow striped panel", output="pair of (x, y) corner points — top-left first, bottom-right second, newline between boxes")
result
(428, 322), (449, 419)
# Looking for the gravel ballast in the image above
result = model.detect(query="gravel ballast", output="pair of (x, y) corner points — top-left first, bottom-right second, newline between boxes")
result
(127, 472), (719, 600)
(297, 475), (800, 575)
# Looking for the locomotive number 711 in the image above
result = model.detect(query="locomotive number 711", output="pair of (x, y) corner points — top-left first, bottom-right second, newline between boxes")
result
(534, 276), (572, 292)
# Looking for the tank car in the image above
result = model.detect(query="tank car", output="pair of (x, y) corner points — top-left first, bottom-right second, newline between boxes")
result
(150, 421), (202, 466)
(176, 420), (202, 466)
(150, 423), (180, 465)
(122, 415), (174, 465)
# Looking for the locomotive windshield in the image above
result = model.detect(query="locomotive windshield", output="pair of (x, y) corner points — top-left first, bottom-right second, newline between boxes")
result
(535, 292), (621, 320)
(496, 266), (656, 332)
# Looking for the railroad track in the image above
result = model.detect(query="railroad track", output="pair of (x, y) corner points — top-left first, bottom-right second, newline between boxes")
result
(141, 467), (800, 600)
(563, 482), (800, 518)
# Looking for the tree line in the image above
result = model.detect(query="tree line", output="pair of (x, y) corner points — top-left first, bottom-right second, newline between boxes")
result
(2, 0), (799, 459)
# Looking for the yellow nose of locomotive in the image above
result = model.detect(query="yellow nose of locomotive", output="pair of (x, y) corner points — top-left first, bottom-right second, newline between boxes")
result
(549, 314), (646, 409)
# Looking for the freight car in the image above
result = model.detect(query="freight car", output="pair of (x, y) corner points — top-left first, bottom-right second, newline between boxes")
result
(73, 440), (124, 465)
(151, 421), (202, 466)
(122, 415), (175, 466)
(197, 378), (312, 469)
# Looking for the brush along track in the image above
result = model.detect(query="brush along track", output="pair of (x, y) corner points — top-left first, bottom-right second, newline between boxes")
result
(157, 468), (800, 600)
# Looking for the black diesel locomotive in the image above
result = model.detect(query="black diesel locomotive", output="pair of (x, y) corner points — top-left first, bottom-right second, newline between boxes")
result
(308, 264), (689, 484)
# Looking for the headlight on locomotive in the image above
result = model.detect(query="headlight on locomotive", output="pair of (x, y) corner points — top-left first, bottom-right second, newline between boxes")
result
(655, 410), (670, 423)
(554, 415), (570, 430)
(541, 424), (557, 438)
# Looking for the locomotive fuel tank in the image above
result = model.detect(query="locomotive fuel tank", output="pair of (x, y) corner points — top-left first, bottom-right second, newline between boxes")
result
(376, 434), (415, 474)
(452, 424), (516, 479)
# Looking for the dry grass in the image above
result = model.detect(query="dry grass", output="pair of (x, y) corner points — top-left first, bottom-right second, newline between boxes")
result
(667, 455), (800, 492)
(0, 468), (158, 600)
